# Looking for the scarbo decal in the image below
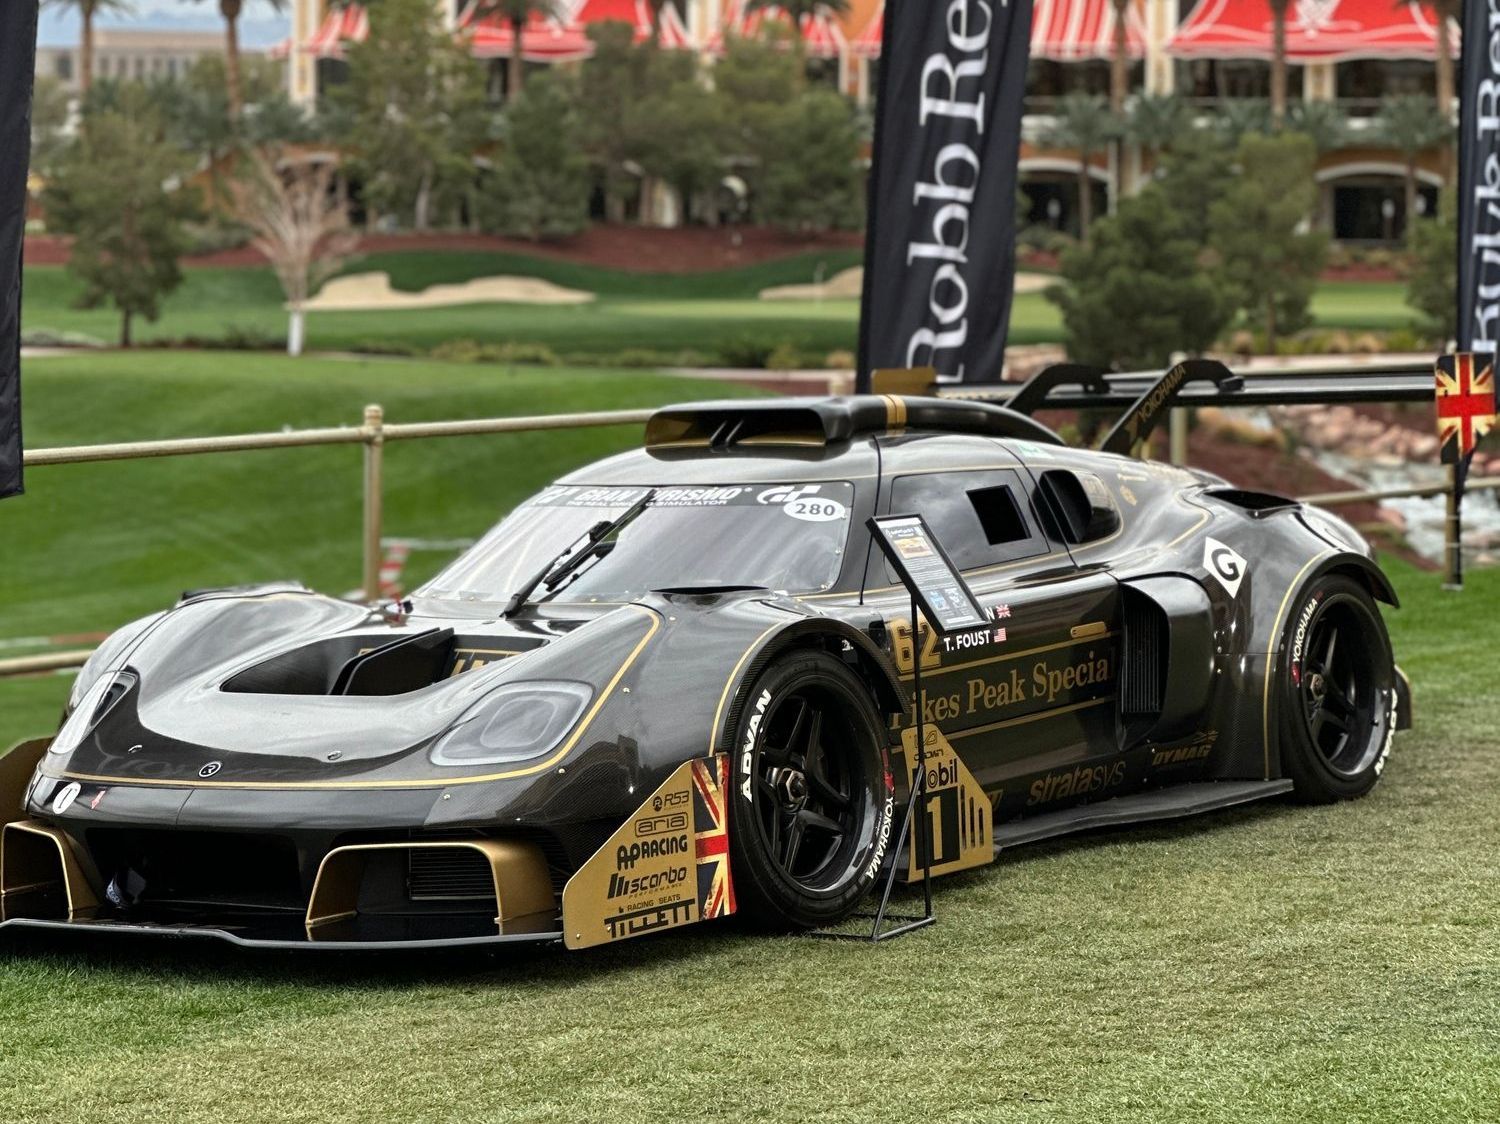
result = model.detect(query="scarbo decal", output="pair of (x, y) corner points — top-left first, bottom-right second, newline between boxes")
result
(1203, 538), (1248, 598)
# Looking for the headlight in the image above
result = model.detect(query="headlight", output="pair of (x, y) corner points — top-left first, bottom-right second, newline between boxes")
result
(429, 681), (594, 768)
(51, 671), (136, 757)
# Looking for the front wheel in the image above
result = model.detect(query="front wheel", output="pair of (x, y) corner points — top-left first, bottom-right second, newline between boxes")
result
(728, 651), (895, 929)
(1278, 575), (1397, 803)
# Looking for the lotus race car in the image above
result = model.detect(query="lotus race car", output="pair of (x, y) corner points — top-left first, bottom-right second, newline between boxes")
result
(0, 376), (1411, 951)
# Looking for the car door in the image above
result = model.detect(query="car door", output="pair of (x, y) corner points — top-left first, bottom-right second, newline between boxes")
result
(869, 442), (1124, 818)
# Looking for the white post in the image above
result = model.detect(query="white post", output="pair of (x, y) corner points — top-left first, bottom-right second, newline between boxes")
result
(288, 308), (306, 358)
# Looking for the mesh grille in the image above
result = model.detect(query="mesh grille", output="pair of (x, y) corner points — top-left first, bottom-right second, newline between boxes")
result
(407, 849), (494, 901)
(1121, 597), (1166, 718)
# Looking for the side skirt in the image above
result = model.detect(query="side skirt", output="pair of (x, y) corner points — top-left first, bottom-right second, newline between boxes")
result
(992, 779), (1294, 853)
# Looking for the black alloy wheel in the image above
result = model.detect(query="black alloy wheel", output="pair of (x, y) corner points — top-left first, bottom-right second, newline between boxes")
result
(728, 650), (893, 929)
(1280, 575), (1396, 802)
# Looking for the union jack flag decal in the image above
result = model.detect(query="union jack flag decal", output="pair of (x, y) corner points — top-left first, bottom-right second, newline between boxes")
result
(692, 756), (736, 921)
(1436, 354), (1496, 464)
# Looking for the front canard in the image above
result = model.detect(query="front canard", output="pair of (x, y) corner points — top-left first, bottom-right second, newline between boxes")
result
(562, 756), (735, 950)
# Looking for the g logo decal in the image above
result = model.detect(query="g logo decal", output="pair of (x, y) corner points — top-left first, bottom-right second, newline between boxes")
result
(199, 762), (223, 779)
(1203, 538), (1248, 598)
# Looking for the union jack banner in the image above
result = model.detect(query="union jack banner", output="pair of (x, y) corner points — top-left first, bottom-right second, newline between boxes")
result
(1436, 354), (1496, 465)
(691, 756), (736, 921)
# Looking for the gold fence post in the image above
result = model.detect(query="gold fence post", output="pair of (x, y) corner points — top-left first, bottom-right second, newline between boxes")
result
(1443, 464), (1463, 591)
(362, 404), (384, 603)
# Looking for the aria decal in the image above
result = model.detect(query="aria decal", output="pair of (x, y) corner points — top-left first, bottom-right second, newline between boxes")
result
(1203, 538), (1248, 598)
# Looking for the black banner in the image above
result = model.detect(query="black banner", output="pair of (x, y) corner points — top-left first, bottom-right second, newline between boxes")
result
(0, 1), (39, 500)
(857, 0), (1033, 390)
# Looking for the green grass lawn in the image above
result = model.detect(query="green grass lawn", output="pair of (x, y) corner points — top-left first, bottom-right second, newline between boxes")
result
(0, 350), (1497, 1121)
(20, 251), (1425, 363)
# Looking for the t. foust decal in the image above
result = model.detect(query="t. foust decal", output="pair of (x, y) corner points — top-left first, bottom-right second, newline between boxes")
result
(1203, 538), (1248, 598)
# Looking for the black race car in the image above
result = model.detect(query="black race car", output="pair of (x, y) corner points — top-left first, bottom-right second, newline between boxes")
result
(0, 379), (1410, 951)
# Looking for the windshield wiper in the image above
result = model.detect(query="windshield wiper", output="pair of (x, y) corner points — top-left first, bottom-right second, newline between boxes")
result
(503, 489), (655, 618)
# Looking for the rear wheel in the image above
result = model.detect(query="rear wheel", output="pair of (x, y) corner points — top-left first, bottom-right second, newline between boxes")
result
(728, 651), (894, 929)
(1278, 575), (1396, 803)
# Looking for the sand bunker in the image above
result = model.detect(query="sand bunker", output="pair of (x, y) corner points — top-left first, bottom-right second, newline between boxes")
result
(759, 266), (1052, 301)
(303, 272), (595, 311)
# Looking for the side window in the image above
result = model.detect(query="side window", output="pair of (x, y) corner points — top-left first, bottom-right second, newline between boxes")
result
(887, 470), (1047, 574)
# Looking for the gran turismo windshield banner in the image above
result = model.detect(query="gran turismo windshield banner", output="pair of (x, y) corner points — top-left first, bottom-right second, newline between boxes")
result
(0, 0), (37, 501)
(856, 0), (1033, 389)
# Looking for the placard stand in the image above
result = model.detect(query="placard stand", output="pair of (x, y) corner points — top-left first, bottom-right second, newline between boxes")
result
(811, 514), (988, 943)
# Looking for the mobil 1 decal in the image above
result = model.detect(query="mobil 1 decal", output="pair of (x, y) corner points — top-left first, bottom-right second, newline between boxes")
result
(562, 757), (735, 949)
(901, 724), (992, 880)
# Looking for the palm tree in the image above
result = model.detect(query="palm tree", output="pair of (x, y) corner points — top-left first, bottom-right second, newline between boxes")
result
(1042, 93), (1118, 239)
(47, 0), (133, 97)
(1128, 93), (1188, 161)
(1286, 100), (1347, 153)
(745, 0), (851, 52)
(475, 0), (566, 96)
(1109, 0), (1132, 113)
(644, 0), (677, 45)
(1378, 94), (1453, 236)
(193, 0), (286, 120)
(1428, 0), (1456, 114)
(1268, 0), (1290, 126)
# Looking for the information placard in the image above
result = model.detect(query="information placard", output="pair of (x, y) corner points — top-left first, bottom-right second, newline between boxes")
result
(868, 514), (987, 635)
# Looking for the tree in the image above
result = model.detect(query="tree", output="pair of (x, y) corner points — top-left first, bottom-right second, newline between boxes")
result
(1208, 132), (1328, 352)
(29, 76), (72, 177)
(1040, 94), (1117, 239)
(1430, 0), (1457, 115)
(192, 0), (287, 120)
(339, 0), (489, 230)
(1407, 187), (1456, 342)
(1109, 0), (1132, 112)
(1269, 0), (1290, 126)
(1287, 99), (1347, 153)
(483, 71), (590, 239)
(755, 91), (863, 231)
(42, 97), (194, 346)
(1154, 132), (1233, 243)
(1046, 186), (1231, 369)
(1214, 98), (1271, 145)
(745, 0), (851, 53)
(1378, 94), (1452, 236)
(46, 0), (133, 98)
(1128, 93), (1189, 161)
(230, 150), (358, 357)
(469, 0), (566, 97)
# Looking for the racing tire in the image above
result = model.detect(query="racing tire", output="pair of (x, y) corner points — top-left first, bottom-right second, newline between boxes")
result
(728, 651), (895, 930)
(1277, 574), (1397, 804)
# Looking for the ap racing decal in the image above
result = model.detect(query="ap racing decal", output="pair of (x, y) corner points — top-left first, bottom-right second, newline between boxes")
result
(1203, 538), (1248, 598)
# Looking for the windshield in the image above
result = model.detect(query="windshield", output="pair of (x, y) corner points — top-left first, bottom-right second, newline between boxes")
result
(418, 482), (855, 604)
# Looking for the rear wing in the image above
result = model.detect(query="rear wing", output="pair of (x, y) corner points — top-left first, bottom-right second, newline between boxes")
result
(948, 360), (1435, 454)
